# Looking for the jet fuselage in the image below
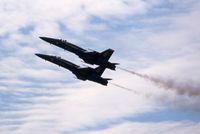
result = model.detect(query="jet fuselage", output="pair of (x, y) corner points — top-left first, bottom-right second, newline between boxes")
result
(35, 53), (109, 85)
(40, 37), (118, 70)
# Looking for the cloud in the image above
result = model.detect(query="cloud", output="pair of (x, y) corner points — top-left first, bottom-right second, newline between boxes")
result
(0, 0), (159, 35)
(1, 0), (200, 134)
(75, 121), (200, 134)
(0, 83), (156, 134)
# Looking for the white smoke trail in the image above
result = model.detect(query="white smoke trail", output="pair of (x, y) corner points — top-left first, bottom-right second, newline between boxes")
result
(109, 82), (139, 94)
(118, 67), (200, 97)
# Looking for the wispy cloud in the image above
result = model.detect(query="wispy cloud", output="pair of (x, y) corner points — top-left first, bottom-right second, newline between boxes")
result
(75, 121), (200, 134)
(0, 0), (200, 134)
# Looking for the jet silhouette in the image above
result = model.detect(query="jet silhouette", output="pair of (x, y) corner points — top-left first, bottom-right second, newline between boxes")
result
(36, 53), (111, 86)
(40, 37), (119, 70)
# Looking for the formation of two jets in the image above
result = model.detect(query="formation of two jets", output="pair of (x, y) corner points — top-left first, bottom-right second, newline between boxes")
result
(36, 37), (119, 86)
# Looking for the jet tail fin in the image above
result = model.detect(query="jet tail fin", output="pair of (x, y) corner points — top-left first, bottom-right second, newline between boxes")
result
(101, 49), (114, 61)
(95, 66), (106, 76)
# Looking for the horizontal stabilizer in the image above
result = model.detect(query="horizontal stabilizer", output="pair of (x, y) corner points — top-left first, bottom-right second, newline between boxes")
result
(112, 63), (120, 65)
(104, 78), (112, 81)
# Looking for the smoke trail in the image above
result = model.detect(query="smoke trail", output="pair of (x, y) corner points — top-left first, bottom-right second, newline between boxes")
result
(118, 67), (200, 97)
(109, 82), (139, 94)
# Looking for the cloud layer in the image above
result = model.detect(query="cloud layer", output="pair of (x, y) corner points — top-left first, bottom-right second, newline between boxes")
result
(0, 0), (200, 134)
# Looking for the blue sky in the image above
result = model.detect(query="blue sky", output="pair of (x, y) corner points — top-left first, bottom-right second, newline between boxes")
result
(0, 0), (200, 134)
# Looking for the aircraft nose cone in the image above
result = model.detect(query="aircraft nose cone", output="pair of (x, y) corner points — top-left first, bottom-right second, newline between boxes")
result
(39, 36), (51, 42)
(39, 36), (59, 44)
(35, 53), (44, 58)
(35, 53), (50, 60)
(39, 36), (45, 40)
(35, 53), (41, 57)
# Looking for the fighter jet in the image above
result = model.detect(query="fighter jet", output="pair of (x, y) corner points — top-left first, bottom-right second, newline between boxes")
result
(35, 53), (111, 86)
(39, 37), (119, 70)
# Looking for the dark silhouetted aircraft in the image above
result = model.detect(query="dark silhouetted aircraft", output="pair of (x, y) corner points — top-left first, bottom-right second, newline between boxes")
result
(39, 37), (119, 70)
(35, 53), (111, 86)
